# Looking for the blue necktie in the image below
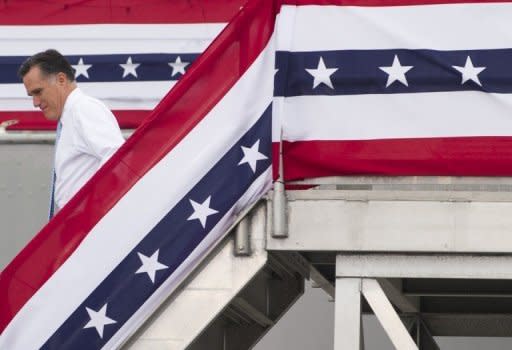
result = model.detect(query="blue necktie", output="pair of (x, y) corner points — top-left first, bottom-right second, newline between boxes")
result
(49, 121), (62, 220)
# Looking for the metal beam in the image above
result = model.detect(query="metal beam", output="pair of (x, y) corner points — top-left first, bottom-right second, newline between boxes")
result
(421, 314), (512, 337)
(362, 279), (418, 350)
(268, 194), (512, 253)
(310, 265), (335, 299)
(0, 130), (133, 144)
(230, 297), (274, 328)
(417, 318), (440, 350)
(288, 175), (512, 187)
(286, 188), (512, 202)
(377, 279), (420, 313)
(336, 254), (512, 280)
(403, 278), (512, 298)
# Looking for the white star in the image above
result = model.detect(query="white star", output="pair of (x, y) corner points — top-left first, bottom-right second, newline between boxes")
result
(305, 56), (338, 89)
(187, 196), (218, 229)
(379, 55), (414, 87)
(238, 139), (268, 173)
(135, 249), (168, 283)
(120, 56), (140, 78)
(452, 56), (486, 86)
(168, 56), (189, 77)
(83, 304), (117, 338)
(72, 58), (92, 79)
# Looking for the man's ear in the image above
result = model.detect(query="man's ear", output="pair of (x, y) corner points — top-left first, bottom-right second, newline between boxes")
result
(57, 72), (67, 85)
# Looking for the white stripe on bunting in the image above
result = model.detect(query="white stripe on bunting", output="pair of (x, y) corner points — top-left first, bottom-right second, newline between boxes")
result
(0, 24), (225, 55)
(281, 3), (512, 52)
(278, 92), (512, 142)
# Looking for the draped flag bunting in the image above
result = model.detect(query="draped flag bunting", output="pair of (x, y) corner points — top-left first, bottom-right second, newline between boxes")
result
(0, 0), (275, 348)
(276, 0), (512, 178)
(0, 0), (239, 130)
(3, 0), (512, 349)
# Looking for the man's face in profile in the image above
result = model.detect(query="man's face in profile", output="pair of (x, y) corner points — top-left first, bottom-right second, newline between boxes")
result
(23, 65), (67, 121)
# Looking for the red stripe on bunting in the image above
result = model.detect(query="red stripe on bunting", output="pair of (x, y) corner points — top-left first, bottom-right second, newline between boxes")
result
(0, 0), (246, 24)
(282, 138), (512, 181)
(0, 0), (276, 333)
(0, 110), (150, 130)
(280, 0), (511, 6)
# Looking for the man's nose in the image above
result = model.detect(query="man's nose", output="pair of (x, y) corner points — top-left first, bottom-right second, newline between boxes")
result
(33, 96), (40, 107)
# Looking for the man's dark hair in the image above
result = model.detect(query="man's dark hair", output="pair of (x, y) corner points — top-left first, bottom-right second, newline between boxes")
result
(18, 49), (75, 82)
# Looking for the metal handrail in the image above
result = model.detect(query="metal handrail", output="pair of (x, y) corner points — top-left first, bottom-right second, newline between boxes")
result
(0, 129), (134, 144)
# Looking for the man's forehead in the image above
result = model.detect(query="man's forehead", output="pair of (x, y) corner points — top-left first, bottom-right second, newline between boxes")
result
(23, 70), (44, 94)
(24, 67), (55, 87)
(25, 66), (46, 80)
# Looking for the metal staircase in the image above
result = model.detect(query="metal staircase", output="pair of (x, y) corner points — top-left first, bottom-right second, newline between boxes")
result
(123, 202), (310, 350)
(125, 176), (512, 349)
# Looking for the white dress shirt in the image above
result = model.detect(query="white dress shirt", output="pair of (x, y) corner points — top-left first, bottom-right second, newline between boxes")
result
(54, 88), (124, 210)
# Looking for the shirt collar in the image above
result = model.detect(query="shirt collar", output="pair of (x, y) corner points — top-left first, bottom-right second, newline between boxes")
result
(60, 88), (82, 123)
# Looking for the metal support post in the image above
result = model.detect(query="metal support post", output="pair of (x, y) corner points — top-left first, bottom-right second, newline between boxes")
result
(334, 278), (362, 350)
(360, 321), (365, 350)
(417, 318), (440, 350)
(272, 135), (288, 238)
(234, 216), (251, 256)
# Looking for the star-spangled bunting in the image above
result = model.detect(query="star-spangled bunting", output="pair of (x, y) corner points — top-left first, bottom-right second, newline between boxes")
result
(83, 304), (117, 338)
(0, 52), (497, 89)
(272, 49), (501, 99)
(187, 196), (219, 228)
(6, 3), (512, 350)
(452, 55), (486, 86)
(72, 58), (92, 79)
(135, 250), (169, 283)
(7, 102), (272, 349)
(379, 54), (414, 87)
(23, 54), (197, 83)
(238, 139), (268, 173)
(305, 56), (338, 89)
(168, 56), (189, 77)
(120, 56), (140, 78)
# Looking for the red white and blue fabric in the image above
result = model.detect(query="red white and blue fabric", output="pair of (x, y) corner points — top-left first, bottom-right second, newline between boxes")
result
(0, 1), (275, 348)
(0, 1), (238, 131)
(3, 0), (512, 349)
(276, 0), (512, 179)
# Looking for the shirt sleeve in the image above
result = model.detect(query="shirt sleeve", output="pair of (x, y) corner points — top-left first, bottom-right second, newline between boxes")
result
(73, 98), (125, 165)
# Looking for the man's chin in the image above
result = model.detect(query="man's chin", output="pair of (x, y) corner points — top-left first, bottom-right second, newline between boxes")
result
(43, 113), (58, 121)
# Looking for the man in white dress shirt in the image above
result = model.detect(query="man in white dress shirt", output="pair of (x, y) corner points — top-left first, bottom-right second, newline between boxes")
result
(19, 49), (125, 215)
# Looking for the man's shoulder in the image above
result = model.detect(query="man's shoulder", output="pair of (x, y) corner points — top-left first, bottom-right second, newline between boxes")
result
(75, 91), (108, 109)
(71, 90), (113, 119)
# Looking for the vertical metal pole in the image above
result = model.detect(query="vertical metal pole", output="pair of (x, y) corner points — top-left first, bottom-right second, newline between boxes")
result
(416, 317), (421, 347)
(234, 216), (251, 256)
(334, 278), (362, 350)
(360, 320), (365, 350)
(272, 131), (287, 238)
(418, 318), (441, 350)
